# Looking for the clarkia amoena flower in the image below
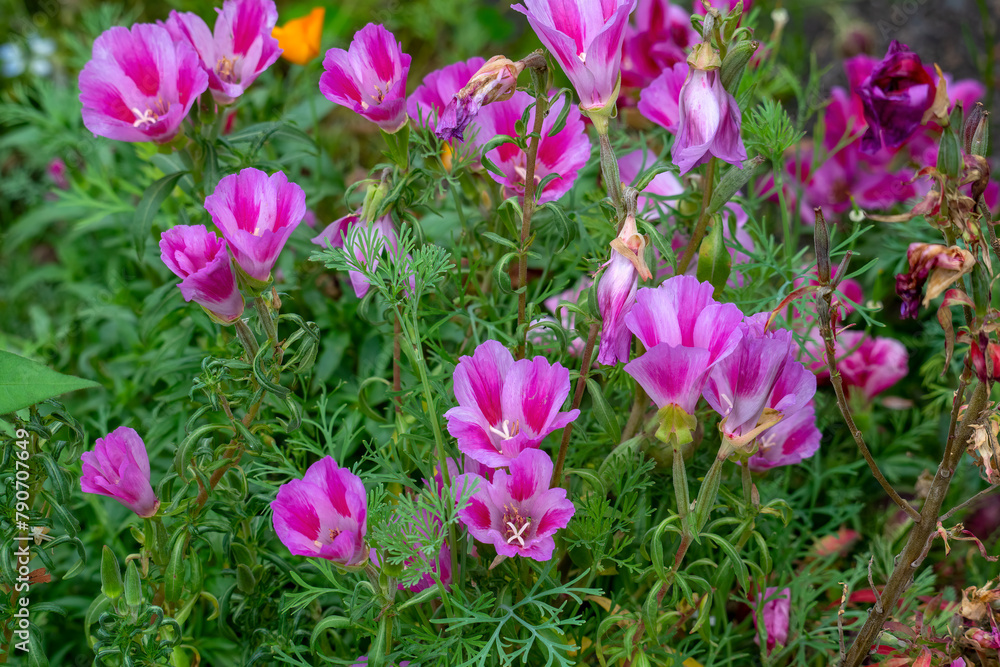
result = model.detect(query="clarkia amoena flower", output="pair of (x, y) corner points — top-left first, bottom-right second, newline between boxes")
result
(855, 40), (936, 153)
(822, 332), (909, 404)
(621, 0), (698, 91)
(79, 23), (208, 144)
(271, 456), (368, 565)
(637, 62), (687, 133)
(204, 167), (306, 284)
(80, 427), (160, 518)
(160, 225), (245, 323)
(436, 56), (525, 142)
(596, 209), (652, 366)
(271, 8), (325, 66)
(319, 23), (411, 133)
(672, 47), (747, 175)
(511, 0), (637, 112)
(472, 90), (590, 203)
(407, 57), (486, 131)
(444, 340), (579, 468)
(623, 275), (744, 414)
(754, 587), (791, 654)
(165, 0), (282, 105)
(747, 401), (821, 472)
(454, 449), (575, 562)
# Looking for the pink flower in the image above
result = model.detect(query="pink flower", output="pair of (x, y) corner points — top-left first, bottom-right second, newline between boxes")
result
(702, 314), (816, 441)
(855, 41), (936, 153)
(160, 225), (245, 323)
(79, 23), (208, 144)
(753, 587), (791, 654)
(623, 275), (744, 413)
(312, 214), (415, 299)
(821, 333), (909, 403)
(271, 456), (368, 565)
(407, 57), (485, 130)
(636, 62), (687, 132)
(444, 340), (580, 468)
(319, 23), (411, 133)
(80, 427), (159, 518)
(454, 449), (575, 561)
(47, 158), (69, 190)
(596, 210), (651, 366)
(164, 0), (281, 105)
(471, 90), (589, 203)
(511, 0), (637, 111)
(747, 402), (821, 471)
(621, 0), (698, 91)
(673, 66), (747, 174)
(204, 167), (306, 283)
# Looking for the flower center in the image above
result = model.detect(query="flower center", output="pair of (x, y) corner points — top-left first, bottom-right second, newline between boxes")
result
(488, 419), (519, 443)
(313, 527), (341, 549)
(131, 108), (159, 128)
(216, 56), (239, 83)
(502, 504), (531, 547)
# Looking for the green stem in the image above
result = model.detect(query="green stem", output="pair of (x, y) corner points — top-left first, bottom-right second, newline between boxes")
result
(676, 158), (717, 275)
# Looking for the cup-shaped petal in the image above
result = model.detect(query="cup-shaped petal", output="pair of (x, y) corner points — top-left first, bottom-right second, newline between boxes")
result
(160, 225), (244, 322)
(624, 343), (712, 414)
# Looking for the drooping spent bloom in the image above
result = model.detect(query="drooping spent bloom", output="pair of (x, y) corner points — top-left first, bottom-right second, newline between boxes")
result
(621, 0), (698, 91)
(271, 8), (324, 65)
(747, 402), (821, 471)
(444, 340), (579, 468)
(165, 0), (282, 105)
(436, 56), (525, 142)
(472, 90), (589, 203)
(319, 23), (411, 133)
(407, 57), (485, 129)
(753, 587), (791, 654)
(80, 427), (160, 518)
(204, 168), (306, 283)
(855, 41), (936, 153)
(828, 333), (908, 403)
(895, 243), (975, 319)
(312, 214), (415, 299)
(159, 225), (245, 323)
(79, 23), (208, 143)
(673, 49), (747, 174)
(511, 0), (637, 112)
(271, 456), (368, 565)
(637, 62), (687, 133)
(454, 449), (575, 561)
(623, 275), (744, 414)
(596, 209), (652, 366)
(702, 313), (816, 445)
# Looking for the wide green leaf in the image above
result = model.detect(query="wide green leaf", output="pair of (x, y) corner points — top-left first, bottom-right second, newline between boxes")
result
(0, 350), (99, 415)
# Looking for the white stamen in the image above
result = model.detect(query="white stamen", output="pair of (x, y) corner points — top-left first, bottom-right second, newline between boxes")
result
(313, 540), (323, 548)
(489, 419), (515, 441)
(720, 393), (734, 413)
(132, 108), (158, 128)
(577, 52), (586, 64)
(505, 520), (531, 547)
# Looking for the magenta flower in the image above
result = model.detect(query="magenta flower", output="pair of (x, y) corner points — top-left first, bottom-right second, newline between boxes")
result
(637, 62), (687, 133)
(319, 23), (411, 133)
(831, 332), (909, 403)
(204, 167), (306, 283)
(673, 65), (747, 175)
(444, 340), (579, 468)
(80, 427), (159, 518)
(311, 212), (357, 250)
(454, 449), (575, 561)
(79, 23), (208, 144)
(271, 456), (368, 565)
(160, 225), (245, 323)
(621, 0), (698, 91)
(702, 315), (816, 442)
(748, 402), (821, 471)
(471, 90), (589, 203)
(855, 41), (936, 153)
(164, 0), (281, 105)
(623, 276), (744, 413)
(511, 0), (637, 111)
(407, 57), (485, 129)
(753, 587), (791, 654)
(596, 211), (651, 366)
(47, 158), (69, 190)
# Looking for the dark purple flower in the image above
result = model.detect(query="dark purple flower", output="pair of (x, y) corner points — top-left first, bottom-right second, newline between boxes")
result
(435, 56), (525, 142)
(79, 23), (208, 143)
(407, 57), (485, 130)
(855, 40), (936, 153)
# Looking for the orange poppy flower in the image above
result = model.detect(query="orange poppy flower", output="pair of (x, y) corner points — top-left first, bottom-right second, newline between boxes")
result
(272, 8), (325, 66)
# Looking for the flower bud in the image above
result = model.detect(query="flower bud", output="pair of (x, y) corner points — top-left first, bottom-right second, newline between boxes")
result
(964, 102), (990, 157)
(720, 39), (759, 93)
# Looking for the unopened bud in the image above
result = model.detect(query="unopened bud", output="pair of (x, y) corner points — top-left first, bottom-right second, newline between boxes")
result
(720, 39), (759, 93)
(964, 102), (989, 157)
(361, 174), (390, 223)
(435, 55), (525, 142)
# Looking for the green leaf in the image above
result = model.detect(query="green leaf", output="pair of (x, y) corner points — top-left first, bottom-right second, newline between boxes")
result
(586, 378), (621, 444)
(493, 251), (520, 294)
(133, 170), (188, 259)
(696, 216), (732, 296)
(479, 135), (518, 177)
(0, 350), (99, 415)
(164, 535), (187, 604)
